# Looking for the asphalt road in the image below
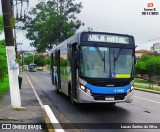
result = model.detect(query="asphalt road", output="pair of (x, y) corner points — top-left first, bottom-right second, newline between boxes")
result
(27, 71), (160, 132)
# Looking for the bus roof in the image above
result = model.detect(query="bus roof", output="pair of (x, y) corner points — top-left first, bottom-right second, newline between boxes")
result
(50, 32), (81, 54)
(50, 31), (134, 55)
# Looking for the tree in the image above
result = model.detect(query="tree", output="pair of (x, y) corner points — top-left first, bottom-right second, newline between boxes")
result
(0, 16), (3, 34)
(24, 55), (47, 67)
(34, 55), (46, 67)
(0, 42), (7, 82)
(46, 56), (51, 65)
(60, 58), (67, 67)
(0, 16), (7, 82)
(135, 54), (160, 88)
(24, 56), (33, 65)
(0, 41), (7, 82)
(25, 0), (83, 52)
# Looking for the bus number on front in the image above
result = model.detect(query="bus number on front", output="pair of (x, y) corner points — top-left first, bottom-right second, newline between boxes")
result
(114, 89), (124, 93)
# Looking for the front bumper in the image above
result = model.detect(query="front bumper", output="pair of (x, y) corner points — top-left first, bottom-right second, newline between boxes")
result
(77, 88), (134, 103)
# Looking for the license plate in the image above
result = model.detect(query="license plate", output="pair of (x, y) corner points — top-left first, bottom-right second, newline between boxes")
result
(105, 97), (114, 101)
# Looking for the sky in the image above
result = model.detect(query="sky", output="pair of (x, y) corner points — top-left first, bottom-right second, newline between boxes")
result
(0, 0), (160, 51)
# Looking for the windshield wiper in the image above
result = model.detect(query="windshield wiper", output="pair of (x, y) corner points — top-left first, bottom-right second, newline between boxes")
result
(94, 44), (105, 72)
(95, 47), (105, 62)
(114, 46), (124, 61)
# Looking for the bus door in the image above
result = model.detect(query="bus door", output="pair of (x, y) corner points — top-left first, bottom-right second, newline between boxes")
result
(56, 50), (61, 91)
(70, 44), (78, 100)
(51, 53), (54, 85)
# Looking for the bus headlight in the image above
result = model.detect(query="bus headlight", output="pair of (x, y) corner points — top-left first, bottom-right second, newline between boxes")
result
(131, 86), (134, 91)
(80, 84), (92, 95)
(80, 85), (85, 91)
(127, 86), (134, 95)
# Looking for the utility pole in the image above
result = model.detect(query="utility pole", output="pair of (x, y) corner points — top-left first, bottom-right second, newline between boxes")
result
(1, 0), (21, 108)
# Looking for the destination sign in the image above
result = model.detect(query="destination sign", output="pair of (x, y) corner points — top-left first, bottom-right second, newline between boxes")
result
(88, 34), (129, 44)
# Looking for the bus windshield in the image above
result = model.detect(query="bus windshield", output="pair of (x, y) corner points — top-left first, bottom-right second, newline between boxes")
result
(80, 46), (134, 79)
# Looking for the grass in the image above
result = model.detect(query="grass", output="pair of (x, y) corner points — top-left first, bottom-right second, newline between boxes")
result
(134, 78), (156, 84)
(134, 78), (148, 83)
(0, 75), (9, 97)
(134, 84), (160, 92)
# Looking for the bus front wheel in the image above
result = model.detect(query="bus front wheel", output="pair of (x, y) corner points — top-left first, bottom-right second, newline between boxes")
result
(68, 84), (76, 105)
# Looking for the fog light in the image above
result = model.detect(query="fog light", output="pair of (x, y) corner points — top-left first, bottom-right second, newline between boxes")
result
(86, 88), (91, 95)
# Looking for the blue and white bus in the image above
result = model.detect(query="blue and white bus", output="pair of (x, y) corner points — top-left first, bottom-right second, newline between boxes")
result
(50, 31), (135, 104)
(28, 64), (37, 72)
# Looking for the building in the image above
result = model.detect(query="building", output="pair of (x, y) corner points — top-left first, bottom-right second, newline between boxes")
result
(151, 43), (160, 53)
(135, 49), (153, 59)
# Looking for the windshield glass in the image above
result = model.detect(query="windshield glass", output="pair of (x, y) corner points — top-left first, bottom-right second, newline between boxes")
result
(80, 46), (134, 79)
(111, 48), (133, 78)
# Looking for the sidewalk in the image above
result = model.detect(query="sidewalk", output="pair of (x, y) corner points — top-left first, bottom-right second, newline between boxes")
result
(134, 82), (160, 94)
(0, 72), (46, 131)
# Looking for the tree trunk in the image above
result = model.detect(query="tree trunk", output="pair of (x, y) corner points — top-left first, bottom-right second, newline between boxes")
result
(148, 75), (151, 88)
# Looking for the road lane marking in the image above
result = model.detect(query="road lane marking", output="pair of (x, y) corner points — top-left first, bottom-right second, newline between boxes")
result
(134, 96), (160, 104)
(26, 73), (64, 132)
(26, 73), (44, 108)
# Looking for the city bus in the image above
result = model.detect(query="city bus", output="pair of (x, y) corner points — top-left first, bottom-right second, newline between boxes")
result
(28, 64), (37, 72)
(50, 31), (135, 104)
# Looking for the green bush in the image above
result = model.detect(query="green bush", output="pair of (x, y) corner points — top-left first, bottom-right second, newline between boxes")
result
(0, 76), (9, 97)
(0, 40), (7, 82)
(60, 59), (67, 67)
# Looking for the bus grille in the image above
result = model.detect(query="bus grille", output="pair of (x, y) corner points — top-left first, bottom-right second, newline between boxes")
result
(92, 94), (126, 101)
(89, 81), (129, 87)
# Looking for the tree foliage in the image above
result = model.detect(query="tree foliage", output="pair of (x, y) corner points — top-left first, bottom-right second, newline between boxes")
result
(24, 56), (33, 65)
(0, 15), (4, 34)
(25, 0), (83, 52)
(135, 54), (160, 88)
(34, 55), (46, 66)
(60, 58), (67, 67)
(0, 16), (7, 82)
(24, 55), (47, 67)
(46, 56), (50, 65)
(0, 40), (7, 82)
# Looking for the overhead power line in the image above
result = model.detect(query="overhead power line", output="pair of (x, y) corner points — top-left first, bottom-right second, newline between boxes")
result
(137, 36), (160, 45)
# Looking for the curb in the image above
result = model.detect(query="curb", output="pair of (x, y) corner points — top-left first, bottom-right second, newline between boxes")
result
(135, 87), (160, 94)
(26, 73), (64, 132)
